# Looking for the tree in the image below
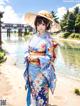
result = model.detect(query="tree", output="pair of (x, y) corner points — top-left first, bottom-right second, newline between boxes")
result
(74, 7), (79, 15)
(60, 10), (69, 31)
(73, 7), (80, 33)
(67, 12), (75, 32)
(0, 12), (4, 49)
(75, 14), (80, 33)
(60, 6), (80, 38)
(51, 11), (59, 23)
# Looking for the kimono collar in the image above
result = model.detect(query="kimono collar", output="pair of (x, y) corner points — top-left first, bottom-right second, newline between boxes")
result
(36, 31), (49, 39)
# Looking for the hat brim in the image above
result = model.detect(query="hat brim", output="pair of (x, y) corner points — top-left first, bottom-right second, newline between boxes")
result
(24, 12), (53, 28)
(24, 12), (36, 28)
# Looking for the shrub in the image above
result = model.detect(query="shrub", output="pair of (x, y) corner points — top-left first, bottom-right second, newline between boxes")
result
(75, 33), (80, 39)
(62, 32), (71, 38)
(0, 50), (7, 63)
(0, 51), (5, 59)
(74, 88), (80, 95)
(69, 33), (80, 39)
(69, 33), (75, 38)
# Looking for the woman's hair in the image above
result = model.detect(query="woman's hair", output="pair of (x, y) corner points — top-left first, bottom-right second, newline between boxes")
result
(34, 16), (51, 30)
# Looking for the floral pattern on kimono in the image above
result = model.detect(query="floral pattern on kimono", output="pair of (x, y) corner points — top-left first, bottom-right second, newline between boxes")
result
(24, 32), (57, 106)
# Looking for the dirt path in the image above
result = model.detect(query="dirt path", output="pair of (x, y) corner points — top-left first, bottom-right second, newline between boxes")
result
(0, 55), (80, 106)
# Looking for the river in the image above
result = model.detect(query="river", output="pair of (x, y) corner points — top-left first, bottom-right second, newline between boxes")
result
(2, 34), (80, 80)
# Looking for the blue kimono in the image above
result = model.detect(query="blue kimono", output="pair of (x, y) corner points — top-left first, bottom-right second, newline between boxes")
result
(24, 32), (57, 106)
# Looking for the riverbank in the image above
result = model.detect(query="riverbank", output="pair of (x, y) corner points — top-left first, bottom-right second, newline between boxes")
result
(58, 38), (80, 44)
(53, 33), (80, 44)
(0, 55), (80, 106)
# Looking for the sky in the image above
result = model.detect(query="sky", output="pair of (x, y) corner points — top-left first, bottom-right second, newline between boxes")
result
(0, 0), (80, 24)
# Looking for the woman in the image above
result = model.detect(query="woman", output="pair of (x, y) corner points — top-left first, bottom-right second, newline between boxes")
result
(24, 10), (58, 106)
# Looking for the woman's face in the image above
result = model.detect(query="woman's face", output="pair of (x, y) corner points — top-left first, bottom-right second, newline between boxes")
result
(36, 21), (47, 34)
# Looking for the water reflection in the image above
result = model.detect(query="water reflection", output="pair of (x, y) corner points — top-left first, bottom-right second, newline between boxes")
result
(2, 35), (80, 80)
(55, 41), (80, 79)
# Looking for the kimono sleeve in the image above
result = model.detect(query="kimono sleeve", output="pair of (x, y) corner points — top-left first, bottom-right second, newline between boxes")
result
(39, 39), (57, 68)
(24, 41), (30, 58)
(24, 38), (32, 63)
(23, 39), (30, 81)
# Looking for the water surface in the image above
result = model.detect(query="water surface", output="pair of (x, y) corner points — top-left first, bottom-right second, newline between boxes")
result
(2, 34), (80, 80)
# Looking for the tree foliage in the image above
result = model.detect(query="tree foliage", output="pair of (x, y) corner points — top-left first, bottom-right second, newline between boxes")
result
(67, 12), (75, 32)
(60, 10), (69, 31)
(60, 7), (80, 33)
(75, 14), (80, 32)
(51, 11), (59, 23)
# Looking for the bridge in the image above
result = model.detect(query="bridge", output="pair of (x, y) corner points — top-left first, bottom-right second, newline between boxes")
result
(1, 22), (33, 34)
(0, 11), (33, 49)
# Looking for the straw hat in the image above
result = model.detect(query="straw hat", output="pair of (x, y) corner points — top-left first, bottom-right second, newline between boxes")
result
(24, 10), (53, 28)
